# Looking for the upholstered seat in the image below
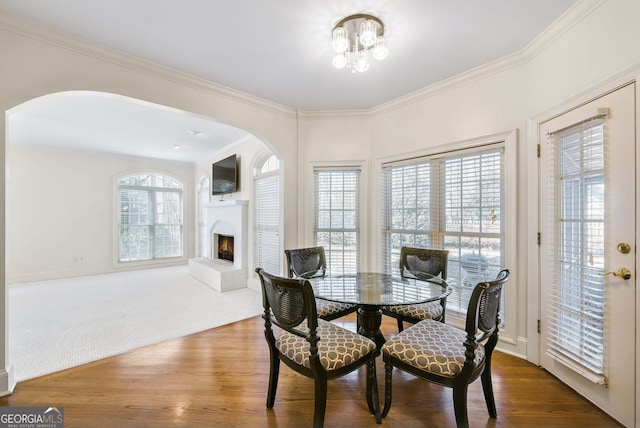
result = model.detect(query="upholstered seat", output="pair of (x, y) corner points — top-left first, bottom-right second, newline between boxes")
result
(381, 319), (485, 377)
(276, 319), (376, 370)
(382, 247), (450, 331)
(382, 301), (443, 321)
(256, 268), (381, 428)
(285, 246), (358, 321)
(381, 269), (510, 428)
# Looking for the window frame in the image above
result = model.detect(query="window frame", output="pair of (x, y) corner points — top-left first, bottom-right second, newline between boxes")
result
(253, 154), (281, 276)
(382, 146), (505, 313)
(374, 130), (517, 348)
(305, 160), (369, 272)
(115, 171), (185, 267)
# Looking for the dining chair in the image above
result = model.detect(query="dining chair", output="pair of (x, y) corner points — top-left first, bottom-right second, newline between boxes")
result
(256, 268), (381, 428)
(380, 269), (510, 428)
(284, 246), (358, 321)
(382, 246), (449, 332)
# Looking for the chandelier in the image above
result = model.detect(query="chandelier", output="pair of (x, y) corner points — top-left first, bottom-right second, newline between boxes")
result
(331, 13), (388, 73)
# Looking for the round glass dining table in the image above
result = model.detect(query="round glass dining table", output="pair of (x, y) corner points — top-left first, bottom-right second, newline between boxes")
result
(304, 271), (452, 349)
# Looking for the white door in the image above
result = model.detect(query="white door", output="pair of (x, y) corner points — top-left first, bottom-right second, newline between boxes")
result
(539, 83), (636, 427)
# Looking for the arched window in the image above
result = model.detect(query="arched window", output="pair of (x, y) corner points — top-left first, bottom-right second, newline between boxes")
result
(197, 175), (210, 258)
(118, 173), (183, 262)
(254, 154), (280, 274)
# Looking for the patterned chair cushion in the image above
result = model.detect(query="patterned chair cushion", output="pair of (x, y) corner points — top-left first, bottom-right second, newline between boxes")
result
(276, 319), (376, 371)
(316, 298), (356, 318)
(382, 301), (443, 320)
(381, 319), (485, 377)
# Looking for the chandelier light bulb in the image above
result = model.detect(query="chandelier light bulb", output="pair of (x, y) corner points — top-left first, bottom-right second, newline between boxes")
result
(359, 19), (378, 48)
(332, 52), (347, 69)
(372, 36), (388, 60)
(332, 27), (349, 53)
(355, 50), (370, 73)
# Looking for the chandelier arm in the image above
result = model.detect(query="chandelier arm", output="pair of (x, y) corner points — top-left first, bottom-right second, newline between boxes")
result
(333, 13), (384, 34)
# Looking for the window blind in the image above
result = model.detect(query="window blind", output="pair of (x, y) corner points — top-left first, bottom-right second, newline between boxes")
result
(544, 118), (607, 384)
(314, 168), (361, 274)
(118, 173), (183, 262)
(254, 155), (281, 275)
(382, 146), (504, 315)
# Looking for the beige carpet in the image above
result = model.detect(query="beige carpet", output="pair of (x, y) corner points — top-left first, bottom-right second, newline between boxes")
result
(8, 265), (263, 382)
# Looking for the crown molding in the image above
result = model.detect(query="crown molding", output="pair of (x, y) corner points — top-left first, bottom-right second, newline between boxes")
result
(1, 0), (606, 120)
(0, 13), (297, 119)
(368, 0), (606, 116)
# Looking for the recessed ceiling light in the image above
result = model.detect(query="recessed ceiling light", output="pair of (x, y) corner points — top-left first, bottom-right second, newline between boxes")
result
(187, 130), (203, 137)
(173, 145), (182, 150)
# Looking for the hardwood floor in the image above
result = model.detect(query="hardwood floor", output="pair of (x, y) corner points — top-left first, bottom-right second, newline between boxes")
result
(1, 314), (622, 427)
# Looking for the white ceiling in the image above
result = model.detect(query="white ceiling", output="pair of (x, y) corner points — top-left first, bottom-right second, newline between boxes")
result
(1, 0), (579, 163)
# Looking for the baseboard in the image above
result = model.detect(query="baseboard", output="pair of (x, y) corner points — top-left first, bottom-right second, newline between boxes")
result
(0, 365), (16, 396)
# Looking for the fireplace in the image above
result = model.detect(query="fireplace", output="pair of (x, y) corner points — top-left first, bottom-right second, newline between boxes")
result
(216, 234), (234, 262)
(188, 199), (248, 292)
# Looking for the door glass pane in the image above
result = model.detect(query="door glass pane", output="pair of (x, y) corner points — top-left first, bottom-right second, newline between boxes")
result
(546, 119), (606, 378)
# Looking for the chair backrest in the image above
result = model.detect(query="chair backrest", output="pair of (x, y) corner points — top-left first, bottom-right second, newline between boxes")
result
(256, 268), (318, 333)
(464, 269), (510, 349)
(399, 246), (449, 280)
(284, 246), (327, 279)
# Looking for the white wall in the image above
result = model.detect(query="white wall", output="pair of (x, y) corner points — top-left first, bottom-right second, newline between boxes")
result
(6, 145), (195, 283)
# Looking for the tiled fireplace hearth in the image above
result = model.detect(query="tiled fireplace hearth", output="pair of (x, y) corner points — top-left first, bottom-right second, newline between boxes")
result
(188, 199), (248, 292)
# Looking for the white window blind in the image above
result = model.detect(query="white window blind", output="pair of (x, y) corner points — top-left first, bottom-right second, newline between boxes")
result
(197, 176), (210, 258)
(118, 173), (183, 262)
(314, 168), (360, 274)
(382, 146), (505, 315)
(254, 156), (280, 275)
(544, 118), (607, 384)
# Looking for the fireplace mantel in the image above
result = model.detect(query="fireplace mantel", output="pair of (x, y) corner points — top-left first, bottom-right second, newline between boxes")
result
(188, 199), (249, 292)
(204, 199), (248, 208)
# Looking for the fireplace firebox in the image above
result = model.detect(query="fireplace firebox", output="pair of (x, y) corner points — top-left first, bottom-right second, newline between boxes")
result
(217, 234), (234, 262)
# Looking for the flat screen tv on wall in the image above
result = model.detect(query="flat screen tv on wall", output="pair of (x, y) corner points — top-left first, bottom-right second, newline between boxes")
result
(212, 154), (238, 195)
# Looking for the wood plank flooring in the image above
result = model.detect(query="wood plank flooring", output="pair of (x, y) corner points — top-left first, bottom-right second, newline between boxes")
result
(1, 314), (622, 427)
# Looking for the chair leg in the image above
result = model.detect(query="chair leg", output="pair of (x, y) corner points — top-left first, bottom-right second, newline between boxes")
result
(452, 385), (470, 428)
(481, 365), (497, 418)
(313, 376), (328, 428)
(381, 362), (393, 418)
(396, 318), (404, 333)
(266, 352), (280, 409)
(365, 359), (382, 424)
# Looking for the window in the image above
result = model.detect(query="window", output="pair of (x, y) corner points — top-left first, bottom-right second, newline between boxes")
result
(197, 176), (210, 258)
(382, 145), (505, 315)
(314, 168), (360, 274)
(254, 155), (280, 274)
(118, 173), (183, 262)
(545, 119), (606, 381)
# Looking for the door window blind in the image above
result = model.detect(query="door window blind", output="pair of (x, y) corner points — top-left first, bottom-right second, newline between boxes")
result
(254, 156), (280, 275)
(544, 118), (607, 384)
(314, 168), (360, 274)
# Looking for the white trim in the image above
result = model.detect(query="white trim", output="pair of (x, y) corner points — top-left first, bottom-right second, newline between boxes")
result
(0, 14), (296, 118)
(305, 160), (369, 270)
(0, 367), (16, 397)
(112, 170), (188, 269)
(525, 66), (640, 365)
(302, 0), (606, 117)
